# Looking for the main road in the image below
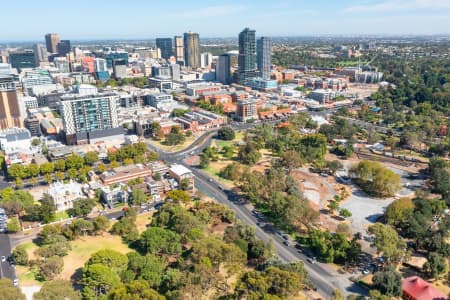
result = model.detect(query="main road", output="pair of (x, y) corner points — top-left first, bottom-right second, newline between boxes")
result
(150, 126), (367, 298)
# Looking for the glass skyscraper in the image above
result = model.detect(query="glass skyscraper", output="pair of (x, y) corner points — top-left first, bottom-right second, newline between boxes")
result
(257, 37), (272, 80)
(238, 28), (258, 85)
(183, 32), (200, 69)
(156, 38), (173, 60)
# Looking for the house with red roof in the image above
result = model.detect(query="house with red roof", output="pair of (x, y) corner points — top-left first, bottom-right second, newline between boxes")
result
(402, 276), (448, 300)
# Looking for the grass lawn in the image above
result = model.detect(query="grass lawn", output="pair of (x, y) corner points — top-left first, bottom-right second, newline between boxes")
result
(135, 212), (154, 234)
(203, 161), (235, 188)
(148, 135), (197, 152)
(216, 131), (244, 148)
(59, 233), (132, 280)
(53, 211), (69, 221)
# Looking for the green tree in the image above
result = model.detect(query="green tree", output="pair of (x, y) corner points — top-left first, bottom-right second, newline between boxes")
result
(39, 194), (56, 223)
(93, 216), (110, 234)
(8, 164), (27, 179)
(67, 168), (77, 180)
(43, 173), (53, 185)
(166, 190), (190, 203)
(1, 190), (34, 216)
(110, 217), (139, 243)
(82, 263), (121, 298)
(139, 227), (182, 255)
(54, 160), (65, 172)
(0, 278), (26, 300)
(7, 217), (21, 233)
(108, 280), (164, 300)
(0, 187), (14, 201)
(86, 249), (128, 273)
(331, 289), (345, 300)
(31, 138), (41, 146)
(55, 172), (65, 181)
(372, 267), (402, 297)
(96, 163), (107, 174)
(238, 142), (261, 165)
(339, 208), (352, 219)
(110, 161), (120, 169)
(217, 127), (236, 140)
(27, 163), (40, 177)
(66, 154), (84, 170)
(39, 255), (64, 280)
(12, 245), (28, 265)
(40, 162), (55, 175)
(385, 197), (414, 226)
(84, 151), (99, 165)
(34, 280), (81, 300)
(67, 198), (96, 217)
(131, 188), (146, 206)
(368, 223), (406, 263)
(70, 219), (94, 237)
(424, 252), (448, 279)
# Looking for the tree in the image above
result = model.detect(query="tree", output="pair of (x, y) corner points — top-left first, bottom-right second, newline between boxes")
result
(39, 255), (64, 280)
(40, 162), (55, 175)
(86, 249), (128, 273)
(34, 280), (81, 300)
(54, 160), (66, 172)
(130, 189), (146, 206)
(27, 163), (40, 178)
(123, 158), (134, 165)
(327, 200), (339, 214)
(280, 150), (303, 173)
(70, 219), (94, 237)
(7, 217), (21, 233)
(82, 263), (121, 298)
(43, 173), (53, 185)
(153, 172), (161, 181)
(0, 278), (26, 300)
(339, 208), (352, 219)
(327, 160), (343, 175)
(110, 161), (120, 169)
(110, 217), (139, 243)
(217, 127), (235, 140)
(150, 121), (161, 138)
(139, 227), (182, 255)
(55, 172), (65, 181)
(66, 154), (84, 170)
(368, 223), (406, 263)
(1, 190), (34, 216)
(385, 197), (414, 226)
(424, 252), (448, 279)
(238, 142), (261, 165)
(39, 195), (56, 223)
(84, 151), (99, 165)
(96, 163), (107, 174)
(67, 198), (96, 218)
(12, 245), (28, 265)
(1, 187), (14, 201)
(67, 168), (77, 180)
(350, 160), (401, 197)
(166, 190), (190, 203)
(108, 280), (165, 300)
(8, 164), (27, 179)
(31, 138), (41, 146)
(93, 216), (110, 234)
(372, 267), (402, 297)
(331, 289), (344, 300)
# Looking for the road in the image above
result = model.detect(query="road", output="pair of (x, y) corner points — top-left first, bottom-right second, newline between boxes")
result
(152, 129), (367, 298)
(0, 233), (17, 280)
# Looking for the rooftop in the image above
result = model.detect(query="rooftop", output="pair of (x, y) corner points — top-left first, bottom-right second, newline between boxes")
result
(170, 164), (192, 177)
(402, 276), (447, 300)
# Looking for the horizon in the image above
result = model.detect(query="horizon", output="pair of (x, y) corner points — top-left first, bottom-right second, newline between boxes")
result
(1, 0), (450, 41)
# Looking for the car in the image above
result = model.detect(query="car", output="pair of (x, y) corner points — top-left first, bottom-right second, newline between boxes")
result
(362, 269), (370, 275)
(13, 279), (18, 286)
(218, 185), (224, 190)
(208, 178), (213, 182)
(282, 234), (289, 240)
(283, 240), (291, 246)
(307, 257), (317, 264)
(1, 256), (5, 262)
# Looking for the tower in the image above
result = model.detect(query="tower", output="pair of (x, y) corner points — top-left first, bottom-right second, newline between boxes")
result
(238, 28), (258, 85)
(183, 32), (200, 69)
(257, 37), (272, 80)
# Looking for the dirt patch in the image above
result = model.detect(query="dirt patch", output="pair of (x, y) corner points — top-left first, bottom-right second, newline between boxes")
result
(135, 212), (154, 234)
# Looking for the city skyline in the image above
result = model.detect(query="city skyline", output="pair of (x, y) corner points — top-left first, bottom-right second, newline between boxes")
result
(0, 0), (450, 41)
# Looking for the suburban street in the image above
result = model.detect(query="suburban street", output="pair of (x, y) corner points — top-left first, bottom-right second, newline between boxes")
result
(0, 233), (17, 280)
(152, 128), (368, 298)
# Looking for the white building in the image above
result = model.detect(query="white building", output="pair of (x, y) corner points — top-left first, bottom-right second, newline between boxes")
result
(200, 52), (213, 68)
(94, 58), (108, 72)
(46, 180), (84, 212)
(0, 127), (32, 155)
(21, 96), (38, 109)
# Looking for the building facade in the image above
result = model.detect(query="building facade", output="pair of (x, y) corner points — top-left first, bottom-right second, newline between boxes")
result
(57, 40), (71, 57)
(183, 32), (200, 69)
(156, 38), (173, 59)
(236, 99), (258, 122)
(216, 54), (231, 84)
(174, 36), (184, 62)
(200, 52), (213, 68)
(257, 37), (272, 80)
(33, 44), (48, 64)
(9, 50), (37, 71)
(60, 93), (120, 144)
(238, 28), (258, 85)
(0, 76), (23, 129)
(45, 33), (60, 53)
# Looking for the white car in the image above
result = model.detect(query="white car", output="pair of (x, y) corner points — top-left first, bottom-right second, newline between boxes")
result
(1, 256), (5, 262)
(13, 278), (19, 286)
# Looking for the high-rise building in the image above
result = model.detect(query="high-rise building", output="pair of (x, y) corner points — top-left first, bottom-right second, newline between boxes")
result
(156, 38), (173, 60)
(257, 37), (272, 80)
(174, 36), (184, 62)
(33, 44), (48, 64)
(9, 50), (37, 71)
(0, 76), (23, 129)
(183, 32), (200, 69)
(94, 58), (108, 72)
(57, 40), (71, 57)
(45, 33), (60, 53)
(105, 52), (128, 68)
(200, 52), (213, 68)
(236, 99), (257, 122)
(60, 92), (121, 145)
(112, 59), (127, 79)
(238, 28), (258, 85)
(216, 54), (231, 84)
(54, 57), (70, 73)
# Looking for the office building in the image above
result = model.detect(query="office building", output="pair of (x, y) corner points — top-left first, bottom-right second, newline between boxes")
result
(151, 64), (180, 80)
(257, 37), (272, 80)
(112, 59), (127, 79)
(54, 57), (70, 73)
(0, 76), (23, 129)
(9, 50), (37, 71)
(21, 69), (54, 95)
(57, 40), (71, 57)
(0, 63), (14, 75)
(238, 28), (258, 85)
(45, 33), (60, 53)
(60, 92), (122, 145)
(33, 44), (48, 63)
(105, 51), (128, 68)
(21, 96), (38, 109)
(200, 52), (213, 68)
(236, 98), (258, 122)
(174, 36), (184, 62)
(184, 32), (200, 69)
(216, 54), (231, 84)
(156, 38), (173, 59)
(94, 58), (107, 72)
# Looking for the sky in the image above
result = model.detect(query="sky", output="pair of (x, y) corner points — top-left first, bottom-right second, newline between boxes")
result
(0, 0), (449, 41)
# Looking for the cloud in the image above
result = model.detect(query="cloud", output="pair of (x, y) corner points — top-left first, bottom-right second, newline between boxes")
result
(171, 5), (246, 18)
(342, 0), (450, 13)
